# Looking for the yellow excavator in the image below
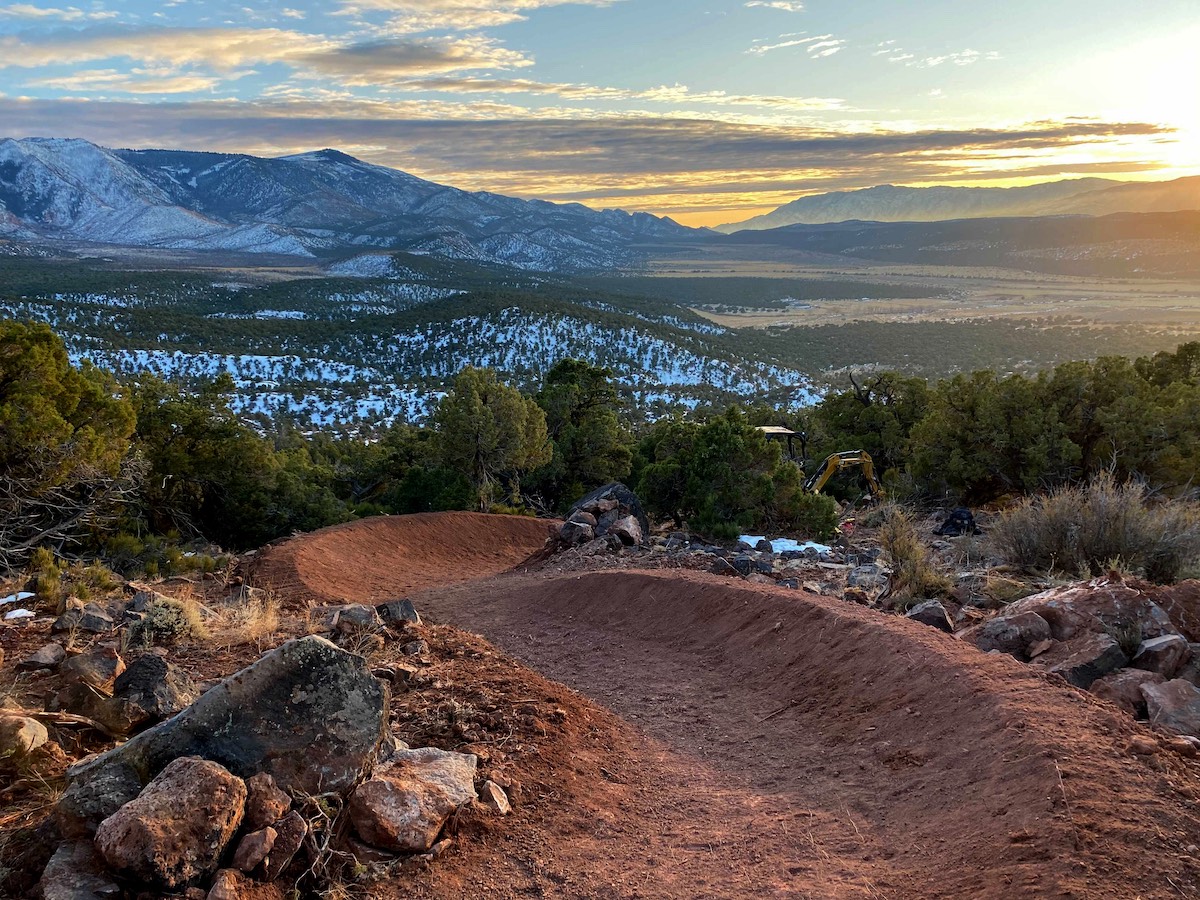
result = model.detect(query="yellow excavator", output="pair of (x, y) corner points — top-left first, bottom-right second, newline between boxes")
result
(802, 450), (884, 499)
(756, 427), (884, 500)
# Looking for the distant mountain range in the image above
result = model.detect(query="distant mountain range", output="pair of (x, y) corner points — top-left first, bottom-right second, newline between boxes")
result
(718, 176), (1200, 232)
(0, 137), (692, 272)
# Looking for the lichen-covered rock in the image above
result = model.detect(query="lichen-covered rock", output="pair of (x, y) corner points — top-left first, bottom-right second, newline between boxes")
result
(95, 756), (246, 889)
(61, 637), (389, 835)
(38, 841), (121, 900)
(350, 747), (478, 853)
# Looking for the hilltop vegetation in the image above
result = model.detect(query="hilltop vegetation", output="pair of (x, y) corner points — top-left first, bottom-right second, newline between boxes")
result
(6, 316), (1200, 576)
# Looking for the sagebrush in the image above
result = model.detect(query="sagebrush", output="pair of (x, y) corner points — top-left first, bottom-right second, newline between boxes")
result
(990, 473), (1200, 583)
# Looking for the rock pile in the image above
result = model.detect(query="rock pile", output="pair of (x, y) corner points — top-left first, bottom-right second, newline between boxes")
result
(32, 623), (513, 898)
(960, 573), (1200, 743)
(554, 482), (650, 550)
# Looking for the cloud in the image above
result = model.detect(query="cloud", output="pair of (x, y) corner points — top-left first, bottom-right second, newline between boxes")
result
(747, 33), (844, 57)
(339, 0), (621, 33)
(0, 26), (533, 82)
(299, 35), (533, 81)
(378, 75), (848, 110)
(28, 67), (220, 94)
(0, 27), (331, 72)
(0, 4), (116, 20)
(0, 98), (1169, 217)
(745, 1), (805, 10)
(879, 46), (1001, 67)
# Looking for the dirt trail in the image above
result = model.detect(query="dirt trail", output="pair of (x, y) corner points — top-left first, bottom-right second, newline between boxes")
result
(249, 512), (552, 608)
(279, 514), (1200, 898)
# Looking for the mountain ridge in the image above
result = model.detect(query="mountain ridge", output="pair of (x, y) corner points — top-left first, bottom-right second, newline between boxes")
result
(0, 137), (694, 272)
(718, 176), (1200, 232)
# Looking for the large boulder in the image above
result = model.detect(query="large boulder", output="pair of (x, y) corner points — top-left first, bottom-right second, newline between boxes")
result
(609, 515), (643, 547)
(568, 483), (650, 544)
(95, 756), (247, 890)
(1002, 575), (1179, 643)
(1142, 679), (1200, 737)
(1146, 579), (1200, 641)
(350, 747), (478, 853)
(1090, 669), (1166, 718)
(1131, 634), (1192, 679)
(59, 637), (389, 836)
(961, 611), (1052, 659)
(1033, 633), (1128, 688)
(905, 600), (953, 633)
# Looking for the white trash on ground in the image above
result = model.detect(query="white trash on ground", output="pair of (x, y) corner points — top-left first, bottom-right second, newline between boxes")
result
(739, 535), (832, 554)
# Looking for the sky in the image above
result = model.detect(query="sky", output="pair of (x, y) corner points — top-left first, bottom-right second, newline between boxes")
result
(0, 0), (1197, 226)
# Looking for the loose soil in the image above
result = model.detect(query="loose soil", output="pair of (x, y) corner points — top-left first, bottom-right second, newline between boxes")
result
(247, 512), (554, 609)
(7, 512), (1200, 898)
(286, 513), (1200, 899)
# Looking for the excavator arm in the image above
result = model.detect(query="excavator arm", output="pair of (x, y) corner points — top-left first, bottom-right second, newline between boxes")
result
(803, 450), (884, 499)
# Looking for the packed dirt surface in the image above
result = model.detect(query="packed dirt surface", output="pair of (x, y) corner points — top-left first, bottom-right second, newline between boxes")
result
(274, 513), (1200, 899)
(247, 512), (552, 608)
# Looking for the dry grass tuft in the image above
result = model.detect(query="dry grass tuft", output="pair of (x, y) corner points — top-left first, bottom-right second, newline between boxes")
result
(212, 592), (281, 649)
(990, 473), (1200, 584)
(879, 507), (953, 607)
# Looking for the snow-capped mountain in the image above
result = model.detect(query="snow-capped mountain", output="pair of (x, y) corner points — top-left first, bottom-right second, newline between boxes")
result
(0, 138), (695, 271)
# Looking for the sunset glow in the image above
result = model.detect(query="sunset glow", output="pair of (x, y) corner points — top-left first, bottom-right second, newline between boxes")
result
(1, 0), (1197, 226)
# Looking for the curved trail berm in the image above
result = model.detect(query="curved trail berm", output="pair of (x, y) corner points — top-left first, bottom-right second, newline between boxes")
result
(250, 511), (552, 607)
(268, 513), (1200, 898)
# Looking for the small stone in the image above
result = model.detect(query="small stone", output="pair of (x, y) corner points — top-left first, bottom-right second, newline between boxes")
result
(0, 715), (49, 756)
(18, 642), (66, 671)
(232, 826), (276, 873)
(261, 811), (307, 881)
(403, 639), (430, 657)
(53, 602), (114, 634)
(1129, 735), (1158, 755)
(244, 772), (291, 831)
(754, 539), (773, 553)
(207, 869), (240, 900)
(478, 780), (511, 815)
(61, 647), (126, 692)
(377, 599), (421, 625)
(94, 756), (247, 889)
